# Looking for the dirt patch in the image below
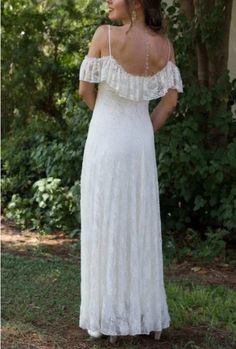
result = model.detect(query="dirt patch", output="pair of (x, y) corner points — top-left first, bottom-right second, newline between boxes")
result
(1, 215), (236, 289)
(2, 322), (234, 349)
(165, 259), (236, 289)
(1, 215), (79, 259)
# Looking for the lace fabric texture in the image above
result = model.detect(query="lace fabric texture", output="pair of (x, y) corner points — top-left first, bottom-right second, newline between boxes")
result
(79, 26), (179, 333)
(79, 71), (172, 334)
(79, 54), (184, 101)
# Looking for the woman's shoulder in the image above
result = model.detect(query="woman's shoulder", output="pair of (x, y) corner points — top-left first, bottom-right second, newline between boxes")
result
(94, 25), (125, 47)
(91, 24), (120, 43)
(93, 24), (109, 35)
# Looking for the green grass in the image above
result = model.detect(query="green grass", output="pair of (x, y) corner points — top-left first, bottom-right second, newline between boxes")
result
(2, 251), (236, 349)
(2, 252), (80, 327)
(167, 281), (236, 334)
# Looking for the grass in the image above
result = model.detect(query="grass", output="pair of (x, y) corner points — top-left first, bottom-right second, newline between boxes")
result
(167, 281), (236, 334)
(2, 250), (236, 349)
(2, 252), (80, 327)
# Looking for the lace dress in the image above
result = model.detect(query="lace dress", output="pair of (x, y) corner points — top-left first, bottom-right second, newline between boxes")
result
(79, 25), (183, 336)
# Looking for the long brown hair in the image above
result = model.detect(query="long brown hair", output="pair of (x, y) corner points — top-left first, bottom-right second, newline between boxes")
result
(124, 0), (166, 34)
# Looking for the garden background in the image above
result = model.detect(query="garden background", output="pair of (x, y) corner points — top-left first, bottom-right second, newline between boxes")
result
(1, 0), (236, 348)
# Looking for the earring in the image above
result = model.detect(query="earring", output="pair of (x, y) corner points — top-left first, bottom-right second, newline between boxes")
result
(131, 9), (137, 22)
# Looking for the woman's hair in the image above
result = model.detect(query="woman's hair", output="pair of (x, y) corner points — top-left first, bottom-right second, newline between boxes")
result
(124, 0), (166, 34)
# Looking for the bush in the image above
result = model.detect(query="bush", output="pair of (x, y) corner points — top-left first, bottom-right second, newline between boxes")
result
(156, 76), (236, 233)
(5, 178), (80, 236)
(1, 94), (89, 236)
(163, 227), (230, 264)
(2, 0), (236, 241)
(153, 2), (236, 235)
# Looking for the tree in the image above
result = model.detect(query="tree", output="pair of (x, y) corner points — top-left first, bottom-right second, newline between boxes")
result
(1, 0), (101, 135)
(157, 0), (236, 233)
(179, 0), (233, 87)
(168, 0), (235, 148)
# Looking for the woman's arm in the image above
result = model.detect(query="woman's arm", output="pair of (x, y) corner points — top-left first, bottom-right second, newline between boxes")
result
(79, 88), (98, 111)
(150, 39), (179, 131)
(150, 89), (178, 131)
(79, 25), (107, 110)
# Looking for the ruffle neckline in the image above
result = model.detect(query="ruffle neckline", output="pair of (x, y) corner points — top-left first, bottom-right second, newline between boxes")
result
(79, 55), (184, 101)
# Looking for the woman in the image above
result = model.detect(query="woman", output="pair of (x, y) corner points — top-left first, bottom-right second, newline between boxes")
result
(78, 0), (183, 344)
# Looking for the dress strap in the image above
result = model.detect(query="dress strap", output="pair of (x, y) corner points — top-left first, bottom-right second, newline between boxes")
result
(108, 24), (112, 57)
(166, 37), (171, 62)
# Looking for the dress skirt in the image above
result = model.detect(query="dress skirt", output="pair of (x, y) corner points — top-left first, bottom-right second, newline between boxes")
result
(79, 83), (171, 336)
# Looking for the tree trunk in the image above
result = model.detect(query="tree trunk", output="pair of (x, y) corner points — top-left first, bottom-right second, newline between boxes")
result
(178, 0), (233, 146)
(179, 0), (233, 87)
(207, 0), (233, 87)
(179, 0), (195, 19)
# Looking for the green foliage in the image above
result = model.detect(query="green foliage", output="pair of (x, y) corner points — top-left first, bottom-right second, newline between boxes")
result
(2, 0), (109, 235)
(2, 0), (236, 241)
(163, 227), (230, 264)
(5, 178), (80, 235)
(195, 0), (226, 48)
(156, 76), (236, 232)
(1, 0), (106, 134)
(154, 2), (236, 234)
(1, 114), (59, 207)
(2, 94), (89, 236)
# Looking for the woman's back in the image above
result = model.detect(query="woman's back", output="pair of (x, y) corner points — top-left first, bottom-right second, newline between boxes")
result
(79, 24), (182, 102)
(101, 24), (172, 77)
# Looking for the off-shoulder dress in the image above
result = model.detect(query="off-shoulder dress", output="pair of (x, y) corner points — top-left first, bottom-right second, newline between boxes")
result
(79, 24), (183, 336)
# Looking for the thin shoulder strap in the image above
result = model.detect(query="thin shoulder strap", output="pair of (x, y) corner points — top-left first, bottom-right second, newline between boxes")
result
(166, 37), (171, 62)
(108, 24), (112, 57)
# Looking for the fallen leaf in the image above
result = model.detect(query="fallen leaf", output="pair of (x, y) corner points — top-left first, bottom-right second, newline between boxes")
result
(191, 266), (201, 272)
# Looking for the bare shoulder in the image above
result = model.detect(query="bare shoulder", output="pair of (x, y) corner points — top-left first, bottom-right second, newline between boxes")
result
(96, 24), (109, 32)
(92, 24), (109, 38)
(90, 25), (108, 46)
(87, 25), (109, 58)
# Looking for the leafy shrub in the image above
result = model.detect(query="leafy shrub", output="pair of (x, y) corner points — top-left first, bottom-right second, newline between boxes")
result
(5, 177), (80, 236)
(153, 3), (236, 235)
(163, 227), (230, 263)
(2, 0), (104, 236)
(1, 94), (89, 236)
(156, 76), (236, 233)
(2, 0), (236, 242)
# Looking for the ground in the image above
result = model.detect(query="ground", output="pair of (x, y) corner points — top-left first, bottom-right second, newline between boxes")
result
(1, 215), (236, 349)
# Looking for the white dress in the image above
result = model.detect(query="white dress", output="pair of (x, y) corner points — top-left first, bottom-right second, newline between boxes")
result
(79, 25), (183, 336)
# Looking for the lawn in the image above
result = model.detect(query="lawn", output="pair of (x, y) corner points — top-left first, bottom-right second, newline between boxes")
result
(1, 217), (236, 349)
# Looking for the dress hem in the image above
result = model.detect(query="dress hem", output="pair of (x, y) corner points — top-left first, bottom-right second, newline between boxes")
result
(79, 321), (171, 336)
